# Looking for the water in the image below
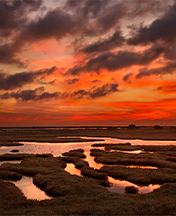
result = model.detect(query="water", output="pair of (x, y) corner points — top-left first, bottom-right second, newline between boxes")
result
(12, 176), (51, 200)
(1, 136), (175, 199)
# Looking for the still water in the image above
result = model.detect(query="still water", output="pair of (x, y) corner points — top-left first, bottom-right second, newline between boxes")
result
(1, 136), (175, 200)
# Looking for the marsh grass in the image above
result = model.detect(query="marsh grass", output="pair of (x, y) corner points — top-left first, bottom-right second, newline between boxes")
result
(92, 143), (142, 151)
(0, 153), (33, 161)
(59, 156), (89, 169)
(90, 149), (176, 169)
(125, 186), (139, 194)
(0, 155), (66, 176)
(0, 170), (22, 181)
(81, 166), (108, 180)
(1, 128), (176, 215)
(100, 165), (176, 185)
(0, 140), (24, 147)
(62, 148), (86, 158)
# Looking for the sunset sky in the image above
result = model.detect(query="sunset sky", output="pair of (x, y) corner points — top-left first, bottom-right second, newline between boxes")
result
(0, 0), (176, 127)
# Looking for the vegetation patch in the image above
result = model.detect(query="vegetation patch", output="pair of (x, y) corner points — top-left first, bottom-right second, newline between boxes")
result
(90, 149), (176, 169)
(0, 141), (24, 147)
(0, 153), (33, 161)
(0, 155), (66, 176)
(62, 148), (86, 158)
(81, 166), (108, 180)
(92, 142), (142, 151)
(0, 170), (22, 181)
(59, 156), (89, 169)
(100, 165), (176, 185)
(0, 179), (26, 204)
(125, 186), (139, 194)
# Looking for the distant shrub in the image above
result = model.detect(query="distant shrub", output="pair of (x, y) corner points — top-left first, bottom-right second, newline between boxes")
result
(154, 125), (163, 129)
(127, 124), (140, 129)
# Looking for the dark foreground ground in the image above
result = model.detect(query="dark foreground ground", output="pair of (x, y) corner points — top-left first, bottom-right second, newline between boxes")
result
(0, 127), (176, 215)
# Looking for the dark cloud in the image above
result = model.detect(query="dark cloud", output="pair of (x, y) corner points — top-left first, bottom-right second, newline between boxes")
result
(0, 43), (26, 67)
(0, 66), (58, 90)
(65, 78), (79, 85)
(66, 0), (109, 18)
(0, 0), (42, 37)
(96, 2), (125, 33)
(66, 46), (164, 75)
(136, 62), (176, 79)
(125, 0), (169, 17)
(71, 83), (119, 99)
(123, 73), (134, 82)
(0, 83), (119, 101)
(81, 30), (125, 53)
(18, 8), (76, 42)
(92, 79), (101, 83)
(0, 87), (59, 101)
(90, 83), (119, 98)
(0, 0), (42, 67)
(128, 2), (176, 45)
(66, 0), (169, 37)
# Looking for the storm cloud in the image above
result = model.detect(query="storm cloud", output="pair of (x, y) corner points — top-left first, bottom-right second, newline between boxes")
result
(136, 62), (176, 79)
(66, 46), (164, 75)
(0, 66), (58, 90)
(0, 87), (59, 101)
(0, 82), (119, 101)
(0, 0), (42, 37)
(71, 83), (119, 99)
(81, 30), (125, 53)
(128, 2), (176, 45)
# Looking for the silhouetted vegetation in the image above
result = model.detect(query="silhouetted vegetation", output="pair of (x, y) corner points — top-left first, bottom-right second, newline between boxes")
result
(127, 124), (140, 129)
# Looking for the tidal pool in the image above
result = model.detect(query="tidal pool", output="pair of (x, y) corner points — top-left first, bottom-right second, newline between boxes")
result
(1, 136), (176, 199)
(11, 176), (51, 200)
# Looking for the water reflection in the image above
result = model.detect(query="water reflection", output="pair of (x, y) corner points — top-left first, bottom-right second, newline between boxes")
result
(0, 160), (21, 166)
(110, 150), (143, 154)
(108, 177), (160, 194)
(65, 163), (82, 176)
(12, 176), (51, 200)
(121, 165), (158, 169)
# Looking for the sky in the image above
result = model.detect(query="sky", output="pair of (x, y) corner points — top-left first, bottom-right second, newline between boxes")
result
(0, 0), (176, 127)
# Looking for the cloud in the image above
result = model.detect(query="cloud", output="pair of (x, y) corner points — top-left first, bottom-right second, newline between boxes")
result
(0, 0), (42, 37)
(128, 2), (176, 45)
(0, 66), (58, 90)
(81, 29), (125, 53)
(66, 46), (164, 75)
(0, 82), (119, 101)
(136, 62), (176, 79)
(0, 86), (59, 101)
(123, 73), (133, 82)
(17, 8), (77, 43)
(0, 43), (26, 67)
(71, 83), (119, 99)
(0, 0), (43, 67)
(156, 84), (176, 94)
(0, 0), (170, 69)
(65, 78), (79, 85)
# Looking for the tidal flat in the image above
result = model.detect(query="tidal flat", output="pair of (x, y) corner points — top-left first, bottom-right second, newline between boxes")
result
(0, 127), (176, 215)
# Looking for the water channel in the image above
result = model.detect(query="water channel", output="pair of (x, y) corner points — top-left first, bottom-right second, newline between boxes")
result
(1, 136), (176, 200)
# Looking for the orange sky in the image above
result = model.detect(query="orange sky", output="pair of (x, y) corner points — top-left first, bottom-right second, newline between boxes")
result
(0, 0), (176, 127)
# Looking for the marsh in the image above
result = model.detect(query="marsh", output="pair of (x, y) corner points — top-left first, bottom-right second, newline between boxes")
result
(0, 127), (176, 215)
